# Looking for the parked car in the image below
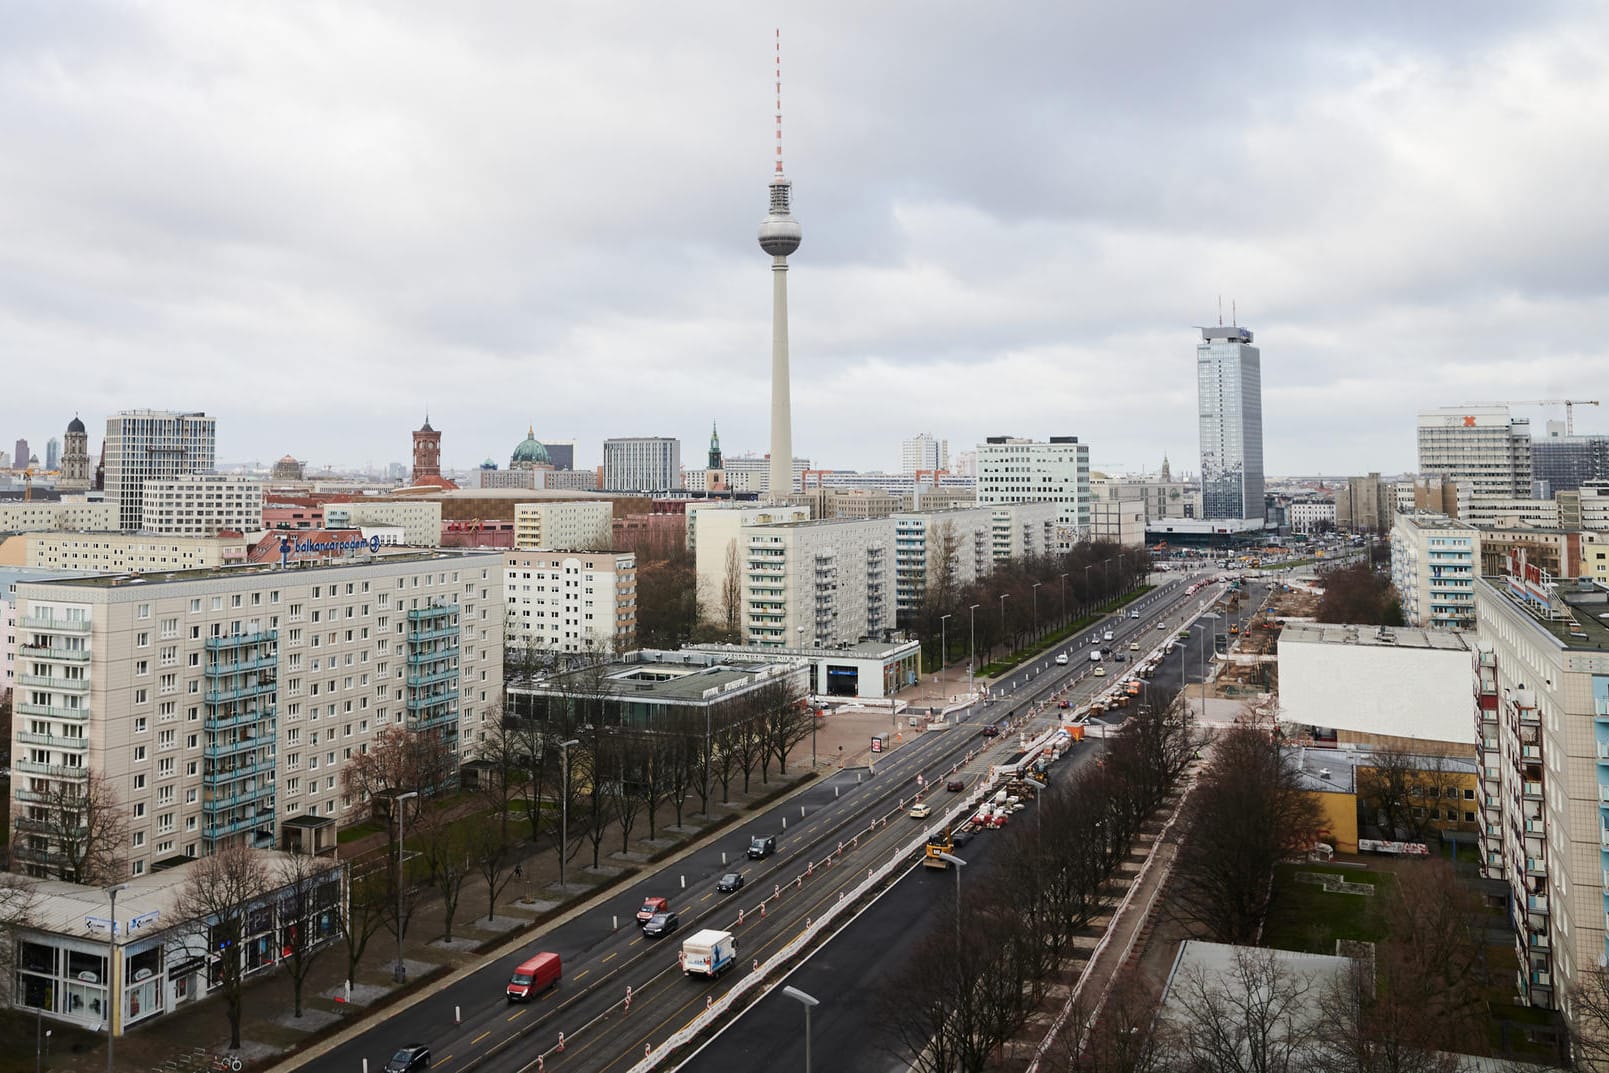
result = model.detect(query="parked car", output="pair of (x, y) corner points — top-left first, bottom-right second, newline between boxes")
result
(386, 1046), (431, 1073)
(715, 872), (745, 894)
(747, 834), (777, 859)
(642, 911), (680, 938)
(636, 896), (669, 924)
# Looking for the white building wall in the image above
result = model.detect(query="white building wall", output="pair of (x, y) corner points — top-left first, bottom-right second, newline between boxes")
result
(1277, 631), (1474, 744)
(23, 533), (247, 572)
(890, 507), (992, 613)
(325, 500), (442, 546)
(602, 438), (681, 492)
(975, 437), (1090, 548)
(503, 549), (637, 653)
(690, 503), (812, 623)
(0, 501), (117, 533)
(512, 501), (614, 551)
(141, 474), (264, 536)
(743, 518), (895, 648)
(104, 411), (216, 532)
(1390, 513), (1480, 630)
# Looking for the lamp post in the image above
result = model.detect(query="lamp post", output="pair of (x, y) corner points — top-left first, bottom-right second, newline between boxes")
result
(558, 738), (581, 891)
(1103, 557), (1114, 603)
(392, 790), (419, 983)
(939, 613), (951, 695)
(999, 593), (1011, 660)
(968, 603), (980, 694)
(782, 985), (821, 1073)
(103, 883), (127, 1073)
(1058, 573), (1068, 627)
(937, 852), (967, 949)
(1083, 564), (1095, 618)
(1031, 581), (1042, 639)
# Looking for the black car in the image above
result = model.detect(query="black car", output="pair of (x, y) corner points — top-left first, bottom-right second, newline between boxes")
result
(980, 725), (1000, 738)
(747, 834), (776, 859)
(642, 910), (680, 938)
(950, 828), (973, 847)
(386, 1046), (431, 1073)
(945, 778), (964, 792)
(716, 872), (744, 894)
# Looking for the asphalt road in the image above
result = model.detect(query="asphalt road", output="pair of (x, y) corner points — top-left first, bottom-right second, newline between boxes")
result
(303, 576), (1233, 1073)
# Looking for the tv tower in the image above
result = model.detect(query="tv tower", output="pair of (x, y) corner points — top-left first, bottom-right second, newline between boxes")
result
(758, 28), (802, 502)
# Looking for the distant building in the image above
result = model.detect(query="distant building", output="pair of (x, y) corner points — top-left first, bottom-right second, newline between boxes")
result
(1459, 497), (1560, 530)
(323, 499), (442, 546)
(1532, 428), (1609, 493)
(1197, 325), (1265, 522)
(1333, 473), (1395, 532)
(1390, 512), (1480, 629)
(141, 473), (264, 536)
(0, 500), (116, 534)
(43, 437), (60, 471)
(685, 454), (809, 496)
(975, 436), (1090, 547)
(900, 433), (950, 475)
(6, 531), (247, 572)
(13, 438), (29, 471)
(603, 437), (680, 493)
(104, 410), (216, 531)
(270, 454), (305, 481)
(1417, 405), (1532, 499)
(58, 417), (91, 493)
(409, 416), (456, 489)
(890, 507), (993, 616)
(1286, 499), (1335, 532)
(543, 441), (576, 472)
(503, 549), (637, 654)
(513, 501), (613, 551)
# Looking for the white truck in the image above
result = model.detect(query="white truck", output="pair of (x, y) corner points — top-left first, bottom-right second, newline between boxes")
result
(681, 929), (738, 978)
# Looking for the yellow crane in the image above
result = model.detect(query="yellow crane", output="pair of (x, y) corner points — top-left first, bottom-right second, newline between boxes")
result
(1465, 399), (1600, 436)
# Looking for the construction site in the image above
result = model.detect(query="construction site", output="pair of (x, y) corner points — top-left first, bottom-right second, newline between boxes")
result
(1207, 577), (1322, 700)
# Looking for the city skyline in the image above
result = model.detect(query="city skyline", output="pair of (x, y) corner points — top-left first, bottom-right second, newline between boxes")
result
(3, 5), (1607, 474)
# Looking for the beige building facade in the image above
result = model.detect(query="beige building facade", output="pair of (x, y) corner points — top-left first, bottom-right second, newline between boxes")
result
(140, 473), (265, 536)
(513, 501), (613, 551)
(503, 549), (637, 655)
(323, 498), (443, 546)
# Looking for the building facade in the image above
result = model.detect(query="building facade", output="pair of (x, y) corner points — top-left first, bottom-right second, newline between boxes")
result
(1390, 512), (1480, 630)
(741, 517), (894, 648)
(1334, 472), (1397, 532)
(59, 417), (91, 493)
(890, 507), (993, 616)
(10, 552), (502, 880)
(900, 433), (950, 475)
(975, 436), (1090, 547)
(1533, 432), (1609, 495)
(1196, 325), (1265, 522)
(411, 418), (442, 484)
(602, 437), (681, 493)
(512, 501), (613, 551)
(104, 411), (216, 531)
(0, 500), (116, 533)
(9, 532), (247, 573)
(1472, 568), (1609, 1017)
(1417, 405), (1532, 500)
(322, 499), (443, 547)
(1287, 499), (1336, 533)
(503, 549), (637, 655)
(140, 474), (265, 536)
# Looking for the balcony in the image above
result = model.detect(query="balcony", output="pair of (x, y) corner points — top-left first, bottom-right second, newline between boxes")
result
(203, 707), (274, 733)
(1528, 894), (1550, 913)
(1525, 817), (1545, 835)
(20, 615), (89, 633)
(204, 812), (275, 840)
(406, 668), (459, 689)
(407, 647), (459, 666)
(1530, 971), (1553, 989)
(202, 783), (275, 813)
(15, 731), (87, 750)
(205, 758), (274, 783)
(205, 654), (277, 676)
(205, 629), (277, 651)
(203, 737), (268, 760)
(1526, 858), (1548, 878)
(205, 680), (277, 705)
(1521, 745), (1542, 761)
(17, 644), (89, 662)
(1519, 709), (1541, 726)
(407, 690), (459, 711)
(14, 760), (87, 778)
(406, 625), (459, 643)
(1523, 782), (1544, 799)
(17, 674), (89, 693)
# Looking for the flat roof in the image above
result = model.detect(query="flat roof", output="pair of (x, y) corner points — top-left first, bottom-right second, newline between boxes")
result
(1280, 622), (1470, 652)
(21, 549), (499, 589)
(516, 649), (805, 704)
(1483, 575), (1609, 651)
(688, 638), (919, 660)
(1284, 743), (1478, 796)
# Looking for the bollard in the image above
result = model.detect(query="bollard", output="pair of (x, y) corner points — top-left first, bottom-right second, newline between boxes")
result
(801, 805), (806, 817)
(857, 772), (862, 784)
(837, 841), (844, 855)
(753, 958), (759, 971)
(762, 901), (767, 916)
(707, 995), (713, 1011)
(538, 1059), (544, 1073)
(613, 915), (619, 930)
(646, 1043), (651, 1058)
(775, 883), (781, 898)
(796, 876), (802, 889)
(364, 1062), (369, 1073)
(834, 786), (839, 798)
(455, 1005), (461, 1025)
(869, 867), (874, 880)
(738, 908), (744, 925)
(722, 851), (727, 865)
(782, 816), (787, 830)
(558, 1032), (565, 1052)
(808, 861), (813, 877)
(681, 874), (686, 889)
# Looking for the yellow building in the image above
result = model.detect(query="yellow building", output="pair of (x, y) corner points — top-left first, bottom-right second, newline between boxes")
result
(1288, 746), (1479, 855)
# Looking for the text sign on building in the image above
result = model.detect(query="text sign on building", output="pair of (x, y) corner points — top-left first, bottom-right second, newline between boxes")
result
(279, 533), (382, 567)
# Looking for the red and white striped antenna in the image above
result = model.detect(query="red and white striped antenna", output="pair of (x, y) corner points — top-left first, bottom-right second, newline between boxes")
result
(774, 28), (784, 174)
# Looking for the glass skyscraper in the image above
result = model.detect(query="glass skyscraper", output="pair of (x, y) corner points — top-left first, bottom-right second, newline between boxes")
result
(1197, 325), (1265, 521)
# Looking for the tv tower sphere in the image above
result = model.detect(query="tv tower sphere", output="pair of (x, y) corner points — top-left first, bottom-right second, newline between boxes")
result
(758, 175), (802, 257)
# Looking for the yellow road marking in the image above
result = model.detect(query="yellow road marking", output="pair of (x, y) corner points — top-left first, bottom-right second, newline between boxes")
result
(575, 969), (590, 980)
(471, 1031), (490, 1045)
(628, 936), (641, 946)
(602, 952), (618, 962)
(507, 1008), (527, 1022)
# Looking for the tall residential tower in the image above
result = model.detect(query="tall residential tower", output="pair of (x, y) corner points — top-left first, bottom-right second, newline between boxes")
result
(758, 30), (802, 502)
(1197, 325), (1265, 522)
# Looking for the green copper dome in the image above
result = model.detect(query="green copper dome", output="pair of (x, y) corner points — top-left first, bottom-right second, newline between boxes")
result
(511, 426), (550, 467)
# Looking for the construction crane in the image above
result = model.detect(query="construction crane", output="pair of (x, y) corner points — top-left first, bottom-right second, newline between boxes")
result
(1463, 399), (1601, 436)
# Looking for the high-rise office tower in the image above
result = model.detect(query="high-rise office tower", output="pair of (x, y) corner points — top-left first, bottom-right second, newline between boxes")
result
(44, 437), (60, 472)
(901, 433), (950, 475)
(1197, 325), (1265, 522)
(14, 438), (29, 470)
(104, 410), (216, 530)
(975, 436), (1091, 547)
(1532, 425), (1609, 494)
(1417, 405), (1532, 499)
(602, 437), (681, 492)
(758, 30), (802, 502)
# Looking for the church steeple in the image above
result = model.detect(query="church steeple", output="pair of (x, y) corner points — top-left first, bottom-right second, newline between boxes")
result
(708, 422), (723, 470)
(1160, 453), (1172, 482)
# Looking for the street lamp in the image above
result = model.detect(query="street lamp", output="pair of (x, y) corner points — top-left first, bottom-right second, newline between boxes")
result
(103, 883), (127, 1073)
(782, 985), (822, 1073)
(392, 790), (419, 983)
(558, 738), (581, 891)
(999, 593), (1011, 659)
(1058, 573), (1068, 627)
(937, 853), (967, 949)
(1083, 563), (1095, 617)
(939, 613), (952, 695)
(968, 604), (980, 694)
(1031, 582), (1042, 638)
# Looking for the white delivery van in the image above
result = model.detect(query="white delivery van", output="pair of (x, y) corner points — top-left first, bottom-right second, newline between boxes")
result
(681, 930), (738, 978)
(1089, 650), (1103, 663)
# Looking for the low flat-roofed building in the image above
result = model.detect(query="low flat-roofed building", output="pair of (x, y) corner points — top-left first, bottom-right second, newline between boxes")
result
(1286, 742), (1479, 853)
(686, 637), (921, 699)
(1278, 621), (1473, 748)
(0, 500), (116, 534)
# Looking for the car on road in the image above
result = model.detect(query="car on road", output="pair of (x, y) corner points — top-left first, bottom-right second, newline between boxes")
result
(1103, 630), (1114, 642)
(1093, 666), (1107, 677)
(909, 802), (932, 818)
(1113, 653), (1127, 663)
(950, 828), (973, 847)
(1157, 621), (1167, 630)
(946, 778), (965, 792)
(747, 834), (777, 859)
(637, 896), (669, 924)
(1129, 642), (1140, 651)
(386, 1046), (431, 1073)
(981, 724), (1000, 737)
(715, 872), (744, 894)
(1130, 610), (1141, 619)
(642, 911), (680, 938)
(1054, 652), (1069, 666)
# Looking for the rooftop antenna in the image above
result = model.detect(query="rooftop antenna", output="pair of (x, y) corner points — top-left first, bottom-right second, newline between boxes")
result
(774, 28), (784, 175)
(1232, 300), (1237, 327)
(1217, 295), (1223, 327)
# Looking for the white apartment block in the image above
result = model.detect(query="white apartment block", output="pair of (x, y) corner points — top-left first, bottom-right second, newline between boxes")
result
(684, 455), (810, 495)
(975, 436), (1090, 548)
(141, 473), (264, 536)
(503, 549), (637, 654)
(1390, 512), (1480, 630)
(513, 500), (613, 551)
(602, 437), (680, 492)
(1087, 494), (1148, 547)
(1460, 497), (1561, 531)
(12, 532), (247, 573)
(0, 500), (116, 533)
(324, 499), (443, 546)
(10, 552), (503, 879)
(1287, 499), (1336, 532)
(1088, 475), (1198, 522)
(1417, 405), (1533, 500)
(742, 517), (894, 648)
(990, 502), (1060, 564)
(891, 507), (993, 615)
(1471, 572), (1609, 1016)
(1579, 483), (1609, 532)
(689, 502), (812, 620)
(104, 410), (216, 531)
(900, 433), (950, 475)
(1584, 532), (1609, 585)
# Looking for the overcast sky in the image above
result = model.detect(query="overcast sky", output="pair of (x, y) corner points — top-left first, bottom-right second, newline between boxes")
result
(4, 2), (1607, 479)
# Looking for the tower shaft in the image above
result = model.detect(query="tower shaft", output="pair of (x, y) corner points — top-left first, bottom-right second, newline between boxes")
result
(769, 256), (793, 501)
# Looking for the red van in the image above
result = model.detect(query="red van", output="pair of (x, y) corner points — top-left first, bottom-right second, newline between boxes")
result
(506, 952), (561, 1003)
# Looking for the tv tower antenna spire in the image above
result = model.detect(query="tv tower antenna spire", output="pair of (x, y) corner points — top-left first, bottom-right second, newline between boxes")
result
(759, 28), (802, 503)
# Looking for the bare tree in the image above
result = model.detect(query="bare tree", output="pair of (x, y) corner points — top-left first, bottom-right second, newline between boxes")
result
(1314, 958), (1468, 1073)
(172, 846), (273, 1050)
(470, 704), (526, 844)
(273, 851), (342, 1018)
(1568, 967), (1609, 1072)
(470, 821), (517, 924)
(1041, 976), (1169, 1073)
(1373, 859), (1488, 1055)
(340, 726), (455, 846)
(1163, 946), (1323, 1073)
(608, 732), (648, 853)
(1356, 745), (1460, 843)
(758, 678), (813, 777)
(10, 771), (128, 885)
(338, 862), (391, 987)
(720, 541), (743, 638)
(415, 813), (474, 943)
(1171, 726), (1324, 944)
(0, 873), (39, 1008)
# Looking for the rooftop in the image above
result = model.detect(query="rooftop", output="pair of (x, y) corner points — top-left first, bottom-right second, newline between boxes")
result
(20, 549), (498, 590)
(1280, 622), (1469, 652)
(1482, 575), (1609, 652)
(1394, 511), (1479, 533)
(514, 648), (807, 704)
(1284, 743), (1478, 796)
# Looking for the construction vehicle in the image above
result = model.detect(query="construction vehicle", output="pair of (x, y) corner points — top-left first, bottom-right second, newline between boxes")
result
(924, 830), (956, 869)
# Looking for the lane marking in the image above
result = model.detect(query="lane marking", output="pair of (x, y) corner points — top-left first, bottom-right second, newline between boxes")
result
(472, 1031), (490, 1045)
(575, 969), (590, 980)
(602, 952), (618, 962)
(507, 1008), (527, 1022)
